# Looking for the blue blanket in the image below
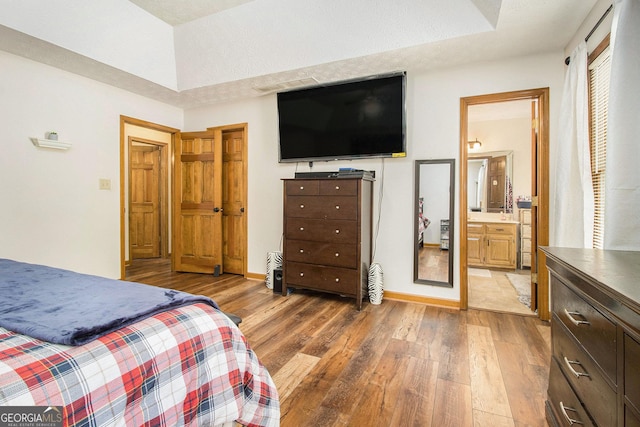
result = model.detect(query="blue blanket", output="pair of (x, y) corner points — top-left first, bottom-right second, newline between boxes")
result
(0, 259), (219, 346)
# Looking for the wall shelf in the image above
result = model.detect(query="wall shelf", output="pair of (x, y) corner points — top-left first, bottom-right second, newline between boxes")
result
(30, 138), (72, 150)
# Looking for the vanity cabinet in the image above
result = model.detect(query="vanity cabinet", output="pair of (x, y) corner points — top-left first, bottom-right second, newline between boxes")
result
(543, 247), (640, 427)
(467, 222), (517, 269)
(282, 177), (373, 310)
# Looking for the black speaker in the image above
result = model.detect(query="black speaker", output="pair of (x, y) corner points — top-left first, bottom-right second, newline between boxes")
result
(273, 268), (283, 293)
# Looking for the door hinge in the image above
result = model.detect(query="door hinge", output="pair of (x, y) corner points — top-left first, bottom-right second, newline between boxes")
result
(531, 196), (539, 207)
(531, 273), (538, 284)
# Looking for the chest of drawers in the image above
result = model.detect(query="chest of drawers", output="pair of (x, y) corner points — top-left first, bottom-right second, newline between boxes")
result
(543, 247), (640, 427)
(519, 208), (532, 268)
(282, 177), (373, 310)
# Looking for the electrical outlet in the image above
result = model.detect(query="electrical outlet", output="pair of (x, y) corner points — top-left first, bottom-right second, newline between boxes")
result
(99, 178), (111, 190)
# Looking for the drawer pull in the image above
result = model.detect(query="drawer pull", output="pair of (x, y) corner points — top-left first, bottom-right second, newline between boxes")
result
(559, 402), (584, 425)
(299, 272), (304, 277)
(299, 227), (304, 231)
(335, 186), (340, 190)
(495, 228), (504, 231)
(335, 205), (340, 210)
(300, 204), (305, 209)
(564, 309), (591, 326)
(335, 229), (340, 234)
(335, 253), (339, 257)
(335, 278), (340, 282)
(563, 356), (590, 378)
(300, 186), (304, 190)
(299, 249), (304, 253)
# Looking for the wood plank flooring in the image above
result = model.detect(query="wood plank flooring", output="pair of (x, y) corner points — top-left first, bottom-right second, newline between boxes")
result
(126, 259), (551, 427)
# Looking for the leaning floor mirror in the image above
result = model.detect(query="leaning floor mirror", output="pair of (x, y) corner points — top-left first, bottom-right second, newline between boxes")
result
(414, 159), (455, 287)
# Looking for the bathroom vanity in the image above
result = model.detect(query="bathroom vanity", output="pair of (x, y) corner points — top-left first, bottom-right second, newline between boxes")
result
(467, 219), (518, 269)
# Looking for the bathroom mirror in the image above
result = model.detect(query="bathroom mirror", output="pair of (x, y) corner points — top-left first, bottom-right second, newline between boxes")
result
(414, 159), (455, 287)
(467, 150), (513, 213)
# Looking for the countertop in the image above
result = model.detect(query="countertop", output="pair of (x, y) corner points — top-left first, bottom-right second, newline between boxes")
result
(468, 218), (520, 224)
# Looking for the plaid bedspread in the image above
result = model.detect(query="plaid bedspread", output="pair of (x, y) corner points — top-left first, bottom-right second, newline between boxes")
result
(0, 304), (280, 427)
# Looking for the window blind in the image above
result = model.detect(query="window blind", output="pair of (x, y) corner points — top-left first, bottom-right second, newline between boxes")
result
(588, 45), (610, 249)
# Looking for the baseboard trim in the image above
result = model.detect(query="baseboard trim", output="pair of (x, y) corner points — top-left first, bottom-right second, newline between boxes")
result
(383, 291), (460, 309)
(246, 272), (265, 281)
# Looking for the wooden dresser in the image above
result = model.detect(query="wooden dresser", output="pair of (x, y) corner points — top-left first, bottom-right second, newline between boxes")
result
(543, 247), (640, 427)
(282, 177), (373, 310)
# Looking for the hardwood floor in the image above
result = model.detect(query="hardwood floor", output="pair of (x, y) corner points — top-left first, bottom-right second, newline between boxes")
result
(126, 259), (551, 427)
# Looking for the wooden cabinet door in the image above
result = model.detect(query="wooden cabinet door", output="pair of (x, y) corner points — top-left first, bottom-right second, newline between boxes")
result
(486, 232), (515, 268)
(173, 130), (223, 273)
(467, 224), (485, 266)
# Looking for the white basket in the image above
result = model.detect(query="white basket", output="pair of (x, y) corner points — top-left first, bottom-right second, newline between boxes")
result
(368, 263), (383, 305)
(265, 251), (282, 289)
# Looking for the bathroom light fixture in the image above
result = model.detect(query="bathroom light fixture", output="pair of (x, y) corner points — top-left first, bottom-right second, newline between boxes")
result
(468, 138), (482, 150)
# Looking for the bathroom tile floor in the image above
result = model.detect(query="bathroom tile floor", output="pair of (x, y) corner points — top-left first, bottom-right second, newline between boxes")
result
(469, 269), (534, 316)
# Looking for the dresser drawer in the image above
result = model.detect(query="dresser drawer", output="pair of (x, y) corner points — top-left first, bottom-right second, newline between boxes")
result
(285, 240), (357, 268)
(521, 224), (531, 239)
(285, 196), (358, 220)
(626, 334), (640, 414)
(553, 314), (616, 427)
(285, 218), (357, 243)
(319, 179), (358, 196)
(552, 276), (617, 383)
(520, 209), (531, 224)
(284, 261), (360, 295)
(548, 359), (595, 427)
(626, 407), (640, 427)
(521, 238), (531, 252)
(285, 180), (319, 195)
(521, 252), (531, 267)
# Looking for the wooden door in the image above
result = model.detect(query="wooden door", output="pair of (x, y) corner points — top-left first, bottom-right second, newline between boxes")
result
(130, 145), (160, 259)
(173, 130), (223, 274)
(487, 155), (506, 212)
(221, 128), (246, 275)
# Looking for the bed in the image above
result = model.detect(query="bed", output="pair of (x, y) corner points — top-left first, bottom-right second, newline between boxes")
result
(0, 259), (280, 427)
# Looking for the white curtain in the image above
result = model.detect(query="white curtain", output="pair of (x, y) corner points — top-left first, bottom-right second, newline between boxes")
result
(604, 0), (640, 250)
(554, 42), (594, 248)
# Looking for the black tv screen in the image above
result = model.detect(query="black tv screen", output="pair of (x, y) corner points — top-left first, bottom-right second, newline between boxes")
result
(277, 73), (406, 163)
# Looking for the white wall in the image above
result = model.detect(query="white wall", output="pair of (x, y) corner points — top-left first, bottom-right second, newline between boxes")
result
(0, 51), (182, 278)
(184, 51), (565, 302)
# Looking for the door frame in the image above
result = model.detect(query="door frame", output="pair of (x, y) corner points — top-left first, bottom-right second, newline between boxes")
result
(119, 115), (178, 279)
(459, 88), (550, 320)
(128, 137), (169, 260)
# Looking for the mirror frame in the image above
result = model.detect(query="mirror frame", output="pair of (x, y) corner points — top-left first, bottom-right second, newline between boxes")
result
(413, 159), (455, 287)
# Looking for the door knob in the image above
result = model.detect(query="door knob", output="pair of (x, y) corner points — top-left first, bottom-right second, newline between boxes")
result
(214, 207), (222, 212)
(240, 207), (245, 213)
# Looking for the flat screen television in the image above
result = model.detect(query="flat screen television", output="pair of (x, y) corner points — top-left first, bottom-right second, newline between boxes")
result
(277, 72), (406, 163)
